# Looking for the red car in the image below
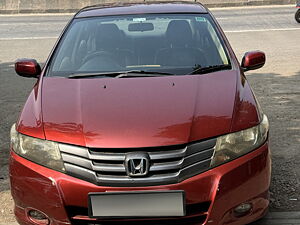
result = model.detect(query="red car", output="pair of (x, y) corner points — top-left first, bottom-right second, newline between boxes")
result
(10, 2), (270, 225)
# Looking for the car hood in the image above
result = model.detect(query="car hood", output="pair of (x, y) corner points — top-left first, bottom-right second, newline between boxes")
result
(39, 71), (238, 148)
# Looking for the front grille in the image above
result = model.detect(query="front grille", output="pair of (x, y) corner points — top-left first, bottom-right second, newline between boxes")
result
(60, 139), (216, 187)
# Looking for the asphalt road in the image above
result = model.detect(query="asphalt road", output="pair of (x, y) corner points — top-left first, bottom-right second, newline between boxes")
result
(0, 4), (300, 224)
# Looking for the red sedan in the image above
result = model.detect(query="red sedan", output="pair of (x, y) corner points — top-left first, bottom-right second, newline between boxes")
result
(10, 2), (270, 225)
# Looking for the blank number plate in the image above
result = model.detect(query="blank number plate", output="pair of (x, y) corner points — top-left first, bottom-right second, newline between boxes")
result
(88, 191), (185, 218)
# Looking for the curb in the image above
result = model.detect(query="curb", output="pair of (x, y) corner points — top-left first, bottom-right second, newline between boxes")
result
(0, 0), (296, 14)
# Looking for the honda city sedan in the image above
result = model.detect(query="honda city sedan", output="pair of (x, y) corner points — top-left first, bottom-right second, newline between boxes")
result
(10, 2), (270, 225)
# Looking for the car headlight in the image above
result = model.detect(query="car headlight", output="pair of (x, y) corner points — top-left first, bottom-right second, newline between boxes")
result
(211, 114), (269, 167)
(10, 124), (65, 173)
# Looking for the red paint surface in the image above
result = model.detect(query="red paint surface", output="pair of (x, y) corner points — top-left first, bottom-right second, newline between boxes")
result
(231, 74), (261, 132)
(41, 71), (236, 148)
(242, 51), (266, 70)
(17, 81), (45, 140)
(15, 59), (41, 78)
(17, 69), (260, 148)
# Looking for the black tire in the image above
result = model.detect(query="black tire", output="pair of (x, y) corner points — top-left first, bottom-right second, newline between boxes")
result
(296, 9), (300, 23)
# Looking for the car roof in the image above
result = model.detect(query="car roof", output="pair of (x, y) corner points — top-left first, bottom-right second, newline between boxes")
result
(75, 1), (208, 18)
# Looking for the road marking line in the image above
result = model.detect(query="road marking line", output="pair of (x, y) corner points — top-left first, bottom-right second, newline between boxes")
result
(215, 17), (229, 20)
(216, 17), (230, 21)
(0, 22), (65, 26)
(0, 37), (57, 40)
(225, 27), (300, 33)
(210, 4), (294, 10)
(0, 13), (73, 17)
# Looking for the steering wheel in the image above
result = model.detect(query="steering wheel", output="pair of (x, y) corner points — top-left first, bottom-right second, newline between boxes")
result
(82, 51), (120, 66)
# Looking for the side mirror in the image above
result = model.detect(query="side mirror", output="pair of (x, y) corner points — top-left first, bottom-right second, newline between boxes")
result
(15, 59), (41, 78)
(241, 51), (266, 72)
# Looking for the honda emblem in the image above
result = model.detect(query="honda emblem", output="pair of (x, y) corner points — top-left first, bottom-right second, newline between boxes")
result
(125, 152), (150, 177)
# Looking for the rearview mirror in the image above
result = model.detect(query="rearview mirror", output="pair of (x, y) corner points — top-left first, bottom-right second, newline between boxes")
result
(241, 51), (266, 72)
(128, 23), (154, 32)
(15, 59), (41, 78)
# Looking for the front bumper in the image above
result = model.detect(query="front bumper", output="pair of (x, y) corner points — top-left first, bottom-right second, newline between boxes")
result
(10, 142), (271, 225)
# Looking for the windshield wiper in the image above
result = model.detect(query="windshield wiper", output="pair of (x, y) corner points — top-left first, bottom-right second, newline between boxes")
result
(116, 70), (174, 78)
(189, 64), (232, 75)
(67, 70), (174, 79)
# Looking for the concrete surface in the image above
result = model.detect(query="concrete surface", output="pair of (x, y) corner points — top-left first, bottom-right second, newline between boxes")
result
(0, 4), (300, 225)
(1, 212), (298, 225)
(254, 212), (300, 224)
(0, 0), (297, 13)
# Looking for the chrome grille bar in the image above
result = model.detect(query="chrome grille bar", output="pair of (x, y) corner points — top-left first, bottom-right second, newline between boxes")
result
(60, 138), (217, 187)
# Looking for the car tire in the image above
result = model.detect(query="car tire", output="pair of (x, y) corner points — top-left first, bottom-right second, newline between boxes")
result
(296, 9), (300, 23)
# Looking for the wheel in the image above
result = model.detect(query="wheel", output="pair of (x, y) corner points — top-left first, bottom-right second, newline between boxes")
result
(295, 9), (300, 23)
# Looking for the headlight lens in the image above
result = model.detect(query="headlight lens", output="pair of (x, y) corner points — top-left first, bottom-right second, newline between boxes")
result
(10, 124), (65, 173)
(211, 114), (269, 167)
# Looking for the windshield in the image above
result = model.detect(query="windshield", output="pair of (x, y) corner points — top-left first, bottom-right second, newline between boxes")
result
(47, 14), (231, 77)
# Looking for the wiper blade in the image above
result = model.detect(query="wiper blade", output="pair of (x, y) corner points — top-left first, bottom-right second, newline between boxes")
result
(68, 71), (126, 79)
(116, 70), (174, 78)
(189, 64), (232, 75)
(67, 70), (174, 79)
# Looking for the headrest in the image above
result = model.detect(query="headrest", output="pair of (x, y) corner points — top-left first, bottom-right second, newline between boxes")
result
(96, 24), (121, 50)
(166, 20), (193, 47)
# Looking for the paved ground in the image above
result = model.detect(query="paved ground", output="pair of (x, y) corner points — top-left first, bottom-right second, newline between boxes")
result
(0, 4), (300, 224)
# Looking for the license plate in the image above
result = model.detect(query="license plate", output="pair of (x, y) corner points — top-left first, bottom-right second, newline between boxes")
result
(88, 191), (185, 218)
